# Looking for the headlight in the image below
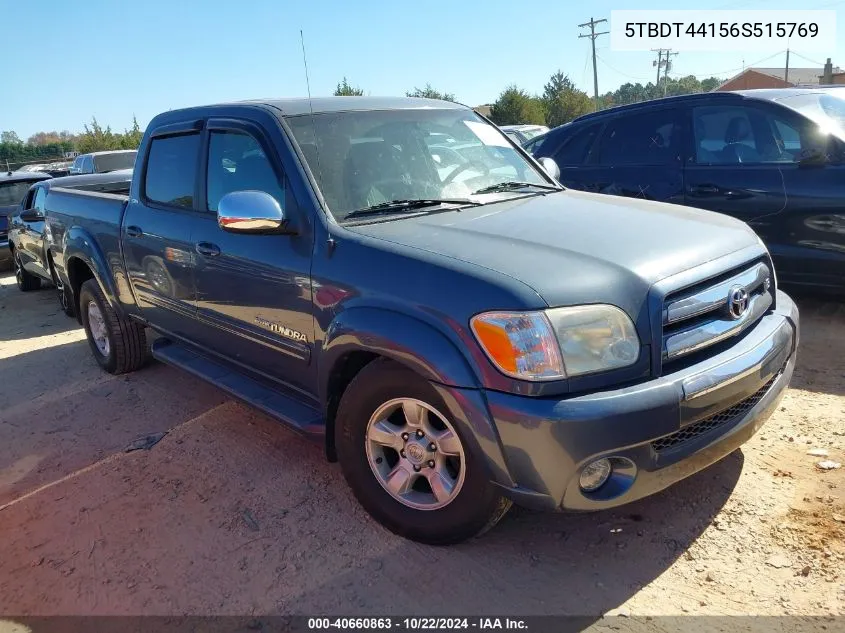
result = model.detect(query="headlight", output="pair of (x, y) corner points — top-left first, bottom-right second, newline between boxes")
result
(471, 305), (640, 381)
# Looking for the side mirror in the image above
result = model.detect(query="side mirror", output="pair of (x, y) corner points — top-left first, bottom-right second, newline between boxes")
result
(20, 209), (44, 222)
(797, 146), (828, 167)
(217, 190), (289, 234)
(537, 156), (560, 181)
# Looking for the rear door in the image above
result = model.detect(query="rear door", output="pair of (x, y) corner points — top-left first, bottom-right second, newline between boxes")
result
(188, 117), (316, 396)
(121, 124), (201, 337)
(684, 102), (786, 227)
(584, 108), (685, 204)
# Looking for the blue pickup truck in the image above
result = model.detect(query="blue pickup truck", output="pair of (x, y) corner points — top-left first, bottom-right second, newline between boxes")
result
(43, 97), (799, 544)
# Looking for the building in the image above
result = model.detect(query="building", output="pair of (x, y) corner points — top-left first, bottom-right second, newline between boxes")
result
(714, 59), (843, 91)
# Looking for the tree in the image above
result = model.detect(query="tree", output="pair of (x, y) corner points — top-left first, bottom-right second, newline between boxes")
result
(406, 83), (455, 102)
(334, 77), (364, 96)
(489, 86), (546, 126)
(1, 131), (21, 144)
(542, 70), (592, 128)
(120, 116), (143, 149)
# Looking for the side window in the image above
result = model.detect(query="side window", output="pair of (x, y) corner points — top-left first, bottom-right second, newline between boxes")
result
(144, 133), (201, 209)
(70, 156), (83, 174)
(23, 188), (37, 209)
(32, 186), (47, 212)
(693, 105), (818, 165)
(597, 111), (680, 166)
(554, 124), (603, 165)
(523, 134), (548, 156)
(82, 155), (94, 174)
(206, 130), (284, 213)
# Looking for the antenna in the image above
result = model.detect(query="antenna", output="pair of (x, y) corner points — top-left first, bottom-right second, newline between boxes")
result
(299, 29), (325, 206)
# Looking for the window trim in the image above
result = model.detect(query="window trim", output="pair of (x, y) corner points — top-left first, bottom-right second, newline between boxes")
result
(140, 125), (205, 214)
(593, 107), (682, 167)
(201, 118), (288, 215)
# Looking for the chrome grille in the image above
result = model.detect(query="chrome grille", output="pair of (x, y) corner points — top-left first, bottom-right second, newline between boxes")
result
(651, 372), (779, 452)
(661, 260), (774, 363)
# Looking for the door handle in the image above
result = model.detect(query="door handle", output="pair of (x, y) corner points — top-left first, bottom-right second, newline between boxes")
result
(125, 225), (143, 238)
(195, 242), (221, 257)
(688, 184), (720, 196)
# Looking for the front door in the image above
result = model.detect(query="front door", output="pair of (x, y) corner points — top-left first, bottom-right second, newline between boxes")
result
(20, 185), (49, 278)
(189, 119), (316, 397)
(122, 128), (201, 337)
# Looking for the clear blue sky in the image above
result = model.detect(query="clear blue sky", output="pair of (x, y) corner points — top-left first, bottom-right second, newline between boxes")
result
(3, 0), (843, 139)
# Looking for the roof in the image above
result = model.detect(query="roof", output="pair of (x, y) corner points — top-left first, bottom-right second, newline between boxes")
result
(501, 125), (548, 131)
(78, 150), (137, 157)
(734, 87), (845, 101)
(0, 170), (52, 184)
(246, 96), (466, 116)
(714, 66), (843, 91)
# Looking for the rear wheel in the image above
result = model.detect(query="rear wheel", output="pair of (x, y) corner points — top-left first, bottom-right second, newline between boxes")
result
(13, 250), (41, 292)
(336, 359), (511, 545)
(79, 279), (147, 374)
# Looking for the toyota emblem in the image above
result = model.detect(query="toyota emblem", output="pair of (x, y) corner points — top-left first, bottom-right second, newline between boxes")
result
(727, 285), (749, 320)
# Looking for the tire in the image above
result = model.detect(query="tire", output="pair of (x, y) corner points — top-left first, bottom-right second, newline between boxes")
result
(13, 249), (41, 292)
(79, 278), (147, 374)
(336, 358), (511, 545)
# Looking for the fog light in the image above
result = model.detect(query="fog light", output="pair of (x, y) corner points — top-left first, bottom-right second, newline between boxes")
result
(579, 458), (612, 492)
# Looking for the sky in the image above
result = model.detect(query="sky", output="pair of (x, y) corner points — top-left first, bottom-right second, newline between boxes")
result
(3, 0), (844, 139)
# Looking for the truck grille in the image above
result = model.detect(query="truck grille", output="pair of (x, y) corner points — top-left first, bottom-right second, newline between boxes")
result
(661, 260), (774, 365)
(651, 372), (779, 453)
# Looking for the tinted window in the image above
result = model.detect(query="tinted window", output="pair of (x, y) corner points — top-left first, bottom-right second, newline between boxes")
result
(94, 151), (137, 173)
(0, 181), (38, 206)
(82, 155), (94, 174)
(554, 123), (603, 165)
(597, 110), (679, 165)
(32, 186), (47, 212)
(692, 105), (819, 164)
(144, 133), (200, 209)
(206, 130), (284, 212)
(523, 134), (549, 155)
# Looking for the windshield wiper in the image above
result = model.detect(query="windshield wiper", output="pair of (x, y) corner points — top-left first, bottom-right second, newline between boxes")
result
(472, 181), (560, 195)
(343, 198), (479, 220)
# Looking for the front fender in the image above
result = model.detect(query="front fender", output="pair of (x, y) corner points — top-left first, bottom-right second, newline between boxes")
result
(62, 226), (120, 310)
(320, 307), (480, 393)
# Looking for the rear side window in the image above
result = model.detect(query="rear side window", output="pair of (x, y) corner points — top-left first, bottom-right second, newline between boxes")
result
(554, 123), (603, 165)
(144, 133), (201, 209)
(597, 110), (680, 166)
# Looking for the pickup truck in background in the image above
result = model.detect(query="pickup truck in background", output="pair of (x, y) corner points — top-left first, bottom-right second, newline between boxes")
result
(68, 150), (137, 175)
(9, 169), (133, 314)
(45, 97), (799, 544)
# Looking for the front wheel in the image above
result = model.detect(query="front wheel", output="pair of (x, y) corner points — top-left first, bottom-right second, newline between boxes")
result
(336, 359), (511, 545)
(79, 279), (147, 374)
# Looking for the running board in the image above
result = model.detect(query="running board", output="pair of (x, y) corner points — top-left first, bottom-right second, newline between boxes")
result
(151, 338), (324, 438)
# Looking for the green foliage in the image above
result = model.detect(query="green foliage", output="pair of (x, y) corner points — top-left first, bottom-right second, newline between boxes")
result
(0, 116), (143, 169)
(542, 70), (592, 128)
(599, 75), (724, 108)
(489, 86), (546, 126)
(406, 83), (455, 102)
(334, 77), (364, 96)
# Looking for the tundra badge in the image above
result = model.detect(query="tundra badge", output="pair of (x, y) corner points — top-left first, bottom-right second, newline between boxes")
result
(255, 317), (308, 343)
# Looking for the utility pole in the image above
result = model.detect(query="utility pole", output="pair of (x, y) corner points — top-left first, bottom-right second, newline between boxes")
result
(662, 49), (678, 96)
(579, 17), (609, 111)
(784, 48), (790, 84)
(653, 49), (663, 86)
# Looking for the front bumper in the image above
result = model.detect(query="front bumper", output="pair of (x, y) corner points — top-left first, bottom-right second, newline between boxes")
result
(482, 290), (799, 512)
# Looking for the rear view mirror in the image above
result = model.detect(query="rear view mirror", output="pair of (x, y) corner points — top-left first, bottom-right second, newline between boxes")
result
(537, 156), (560, 181)
(20, 209), (44, 222)
(217, 190), (290, 234)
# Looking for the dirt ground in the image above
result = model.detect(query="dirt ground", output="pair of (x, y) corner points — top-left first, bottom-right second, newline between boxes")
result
(0, 270), (843, 620)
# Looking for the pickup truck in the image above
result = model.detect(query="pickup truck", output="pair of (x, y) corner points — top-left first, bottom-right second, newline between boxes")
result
(9, 169), (133, 314)
(45, 96), (800, 545)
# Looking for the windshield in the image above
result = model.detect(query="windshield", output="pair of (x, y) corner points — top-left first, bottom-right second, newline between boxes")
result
(780, 92), (845, 140)
(285, 108), (549, 220)
(93, 151), (137, 173)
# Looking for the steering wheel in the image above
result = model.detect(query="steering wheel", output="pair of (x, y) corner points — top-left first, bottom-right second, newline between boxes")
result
(441, 160), (490, 186)
(431, 146), (467, 167)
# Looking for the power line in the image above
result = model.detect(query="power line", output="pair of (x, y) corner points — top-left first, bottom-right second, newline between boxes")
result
(789, 50), (827, 67)
(595, 54), (651, 82)
(578, 17), (609, 111)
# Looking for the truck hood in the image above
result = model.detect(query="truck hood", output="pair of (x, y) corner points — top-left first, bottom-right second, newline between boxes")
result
(345, 189), (761, 311)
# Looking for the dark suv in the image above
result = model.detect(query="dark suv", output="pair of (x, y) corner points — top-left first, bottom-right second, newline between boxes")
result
(524, 88), (845, 292)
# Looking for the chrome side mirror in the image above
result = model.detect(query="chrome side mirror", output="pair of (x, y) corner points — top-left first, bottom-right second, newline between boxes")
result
(537, 157), (560, 181)
(217, 190), (288, 234)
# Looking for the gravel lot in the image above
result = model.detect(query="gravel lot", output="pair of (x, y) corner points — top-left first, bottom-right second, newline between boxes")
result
(0, 271), (843, 620)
